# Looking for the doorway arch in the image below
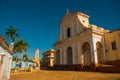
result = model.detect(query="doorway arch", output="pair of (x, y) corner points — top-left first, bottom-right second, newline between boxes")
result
(67, 47), (73, 65)
(82, 42), (91, 65)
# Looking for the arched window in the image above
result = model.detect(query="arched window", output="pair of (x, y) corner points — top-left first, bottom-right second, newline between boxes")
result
(67, 28), (71, 38)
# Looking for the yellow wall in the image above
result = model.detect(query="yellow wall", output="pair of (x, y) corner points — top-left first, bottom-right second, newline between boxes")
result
(105, 30), (120, 61)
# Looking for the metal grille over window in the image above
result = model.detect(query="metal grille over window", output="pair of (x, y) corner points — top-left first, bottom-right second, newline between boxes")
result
(111, 41), (117, 50)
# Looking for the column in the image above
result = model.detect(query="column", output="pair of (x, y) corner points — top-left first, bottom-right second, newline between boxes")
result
(54, 50), (56, 65)
(76, 17), (79, 34)
(103, 35), (107, 62)
(7, 57), (12, 80)
(90, 40), (93, 64)
(92, 41), (98, 64)
(94, 50), (98, 64)
(64, 47), (66, 64)
(72, 21), (74, 36)
(72, 43), (75, 64)
(78, 41), (81, 64)
(60, 27), (62, 41)
(80, 43), (84, 64)
(60, 48), (62, 65)
(64, 26), (66, 39)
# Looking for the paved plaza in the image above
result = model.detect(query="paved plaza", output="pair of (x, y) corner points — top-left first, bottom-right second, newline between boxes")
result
(10, 70), (120, 80)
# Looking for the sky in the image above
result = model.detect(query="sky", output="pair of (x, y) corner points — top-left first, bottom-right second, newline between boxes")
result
(0, 0), (120, 59)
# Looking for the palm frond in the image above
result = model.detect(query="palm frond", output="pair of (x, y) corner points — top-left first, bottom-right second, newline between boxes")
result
(5, 26), (19, 42)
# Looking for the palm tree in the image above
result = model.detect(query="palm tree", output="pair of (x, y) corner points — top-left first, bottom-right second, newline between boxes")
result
(6, 26), (19, 72)
(5, 26), (19, 43)
(14, 38), (29, 68)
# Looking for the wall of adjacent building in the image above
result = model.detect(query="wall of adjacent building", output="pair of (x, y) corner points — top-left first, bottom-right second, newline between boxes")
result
(105, 30), (120, 61)
(42, 50), (55, 67)
(50, 52), (54, 66)
(0, 46), (12, 80)
(50, 58), (54, 67)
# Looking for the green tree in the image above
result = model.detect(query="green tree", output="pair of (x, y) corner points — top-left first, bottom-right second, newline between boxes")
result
(14, 38), (29, 68)
(5, 26), (19, 43)
(6, 26), (19, 72)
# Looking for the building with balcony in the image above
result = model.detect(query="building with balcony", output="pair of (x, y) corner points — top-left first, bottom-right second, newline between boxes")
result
(42, 49), (55, 67)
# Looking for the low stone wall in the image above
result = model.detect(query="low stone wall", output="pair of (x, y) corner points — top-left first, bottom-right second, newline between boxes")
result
(43, 63), (120, 73)
(53, 64), (94, 71)
(96, 65), (120, 73)
(107, 60), (120, 66)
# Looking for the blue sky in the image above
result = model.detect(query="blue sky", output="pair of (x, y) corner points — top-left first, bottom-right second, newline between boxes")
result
(0, 0), (120, 59)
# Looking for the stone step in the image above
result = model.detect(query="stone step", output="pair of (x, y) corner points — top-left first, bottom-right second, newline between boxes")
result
(106, 60), (120, 66)
(96, 64), (120, 73)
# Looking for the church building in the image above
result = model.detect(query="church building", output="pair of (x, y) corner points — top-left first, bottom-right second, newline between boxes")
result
(54, 11), (120, 71)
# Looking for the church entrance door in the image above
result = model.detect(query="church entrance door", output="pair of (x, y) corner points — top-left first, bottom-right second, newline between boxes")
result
(82, 42), (91, 66)
(67, 47), (73, 65)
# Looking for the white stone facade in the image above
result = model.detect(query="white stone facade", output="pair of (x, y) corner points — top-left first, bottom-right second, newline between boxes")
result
(54, 12), (108, 69)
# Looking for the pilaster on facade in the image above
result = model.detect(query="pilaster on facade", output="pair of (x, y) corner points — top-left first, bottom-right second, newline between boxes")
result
(54, 50), (57, 64)
(60, 48), (62, 65)
(92, 38), (98, 64)
(64, 47), (66, 64)
(94, 50), (98, 64)
(64, 26), (66, 40)
(103, 35), (107, 63)
(78, 41), (81, 64)
(77, 41), (83, 64)
(60, 27), (62, 41)
(7, 57), (12, 79)
(72, 43), (75, 64)
(72, 21), (74, 36)
(76, 17), (79, 34)
(90, 38), (94, 64)
(62, 50), (64, 64)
